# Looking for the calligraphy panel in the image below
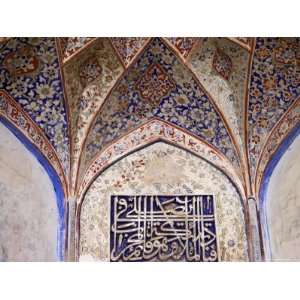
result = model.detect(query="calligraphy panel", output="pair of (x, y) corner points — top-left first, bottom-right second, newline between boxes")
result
(110, 195), (218, 262)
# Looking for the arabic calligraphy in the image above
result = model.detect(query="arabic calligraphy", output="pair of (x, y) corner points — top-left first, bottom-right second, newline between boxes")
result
(110, 195), (218, 262)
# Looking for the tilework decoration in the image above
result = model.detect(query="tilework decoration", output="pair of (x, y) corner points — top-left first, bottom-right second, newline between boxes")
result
(110, 38), (149, 67)
(0, 90), (67, 195)
(164, 38), (198, 59)
(110, 195), (218, 262)
(187, 38), (250, 158)
(255, 97), (300, 194)
(248, 38), (300, 181)
(59, 37), (96, 63)
(63, 38), (124, 191)
(80, 142), (248, 261)
(80, 38), (239, 182)
(78, 119), (244, 200)
(0, 38), (70, 175)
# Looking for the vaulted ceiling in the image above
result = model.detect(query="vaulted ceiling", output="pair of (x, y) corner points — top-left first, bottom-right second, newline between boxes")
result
(0, 37), (299, 200)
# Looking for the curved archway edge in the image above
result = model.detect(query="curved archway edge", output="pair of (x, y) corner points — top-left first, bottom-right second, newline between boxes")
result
(0, 110), (66, 261)
(77, 118), (245, 202)
(259, 121), (300, 260)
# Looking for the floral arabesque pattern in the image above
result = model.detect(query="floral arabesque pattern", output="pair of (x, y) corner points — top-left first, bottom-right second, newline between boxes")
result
(81, 38), (239, 178)
(187, 38), (250, 160)
(80, 142), (248, 262)
(110, 37), (149, 67)
(256, 97), (300, 195)
(59, 37), (96, 63)
(78, 119), (244, 199)
(164, 37), (198, 59)
(63, 38), (124, 190)
(0, 38), (70, 174)
(248, 38), (300, 180)
(0, 91), (67, 195)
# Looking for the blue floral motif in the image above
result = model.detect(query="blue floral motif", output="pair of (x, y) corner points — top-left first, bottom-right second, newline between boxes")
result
(0, 38), (69, 174)
(248, 38), (300, 177)
(83, 38), (238, 170)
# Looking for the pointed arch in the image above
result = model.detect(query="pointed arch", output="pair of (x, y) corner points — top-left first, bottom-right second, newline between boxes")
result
(76, 139), (248, 262)
(0, 101), (67, 260)
(259, 120), (300, 260)
(0, 90), (68, 195)
(77, 118), (245, 202)
(256, 96), (300, 198)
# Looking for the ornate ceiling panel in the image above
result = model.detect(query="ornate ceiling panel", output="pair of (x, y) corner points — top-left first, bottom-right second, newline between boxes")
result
(1, 37), (299, 200)
(164, 38), (199, 59)
(110, 37), (150, 67)
(0, 38), (70, 174)
(248, 37), (300, 182)
(79, 38), (240, 186)
(187, 38), (250, 163)
(59, 37), (96, 64)
(63, 38), (124, 191)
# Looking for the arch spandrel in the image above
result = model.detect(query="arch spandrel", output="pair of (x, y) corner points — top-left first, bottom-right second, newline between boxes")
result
(77, 119), (245, 202)
(79, 141), (248, 262)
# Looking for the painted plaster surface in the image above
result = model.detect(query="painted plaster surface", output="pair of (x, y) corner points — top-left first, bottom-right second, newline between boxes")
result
(0, 38), (70, 174)
(0, 123), (58, 261)
(81, 38), (239, 180)
(110, 37), (149, 67)
(80, 142), (248, 262)
(63, 38), (124, 190)
(266, 134), (300, 261)
(188, 38), (249, 156)
(248, 38), (300, 179)
(59, 37), (96, 63)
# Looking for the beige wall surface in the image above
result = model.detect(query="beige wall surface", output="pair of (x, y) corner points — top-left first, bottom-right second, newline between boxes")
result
(0, 123), (58, 261)
(266, 134), (300, 261)
(80, 142), (248, 262)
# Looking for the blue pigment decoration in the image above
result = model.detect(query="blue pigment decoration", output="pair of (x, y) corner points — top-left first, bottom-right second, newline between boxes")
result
(259, 122), (300, 260)
(0, 117), (65, 261)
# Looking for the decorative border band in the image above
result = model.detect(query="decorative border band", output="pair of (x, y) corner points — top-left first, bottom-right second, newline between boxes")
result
(0, 90), (68, 197)
(77, 118), (245, 201)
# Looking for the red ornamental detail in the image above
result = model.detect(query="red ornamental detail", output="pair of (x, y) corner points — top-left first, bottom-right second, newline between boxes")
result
(167, 37), (198, 58)
(0, 91), (67, 195)
(212, 48), (233, 80)
(110, 37), (149, 67)
(79, 56), (102, 87)
(3, 47), (39, 76)
(136, 63), (176, 106)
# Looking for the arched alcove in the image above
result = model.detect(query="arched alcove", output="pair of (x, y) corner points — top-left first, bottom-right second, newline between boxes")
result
(79, 141), (248, 262)
(0, 118), (65, 261)
(260, 125), (300, 261)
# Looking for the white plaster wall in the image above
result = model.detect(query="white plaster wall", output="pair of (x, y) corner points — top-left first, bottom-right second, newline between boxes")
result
(0, 123), (58, 261)
(80, 142), (248, 261)
(266, 133), (300, 261)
